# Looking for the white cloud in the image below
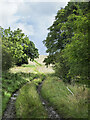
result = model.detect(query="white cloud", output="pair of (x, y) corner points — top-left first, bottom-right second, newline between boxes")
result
(1, 0), (70, 2)
(0, 1), (69, 54)
(12, 23), (34, 36)
(0, 2), (18, 27)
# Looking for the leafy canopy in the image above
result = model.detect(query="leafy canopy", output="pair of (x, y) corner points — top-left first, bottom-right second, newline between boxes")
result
(43, 2), (89, 83)
(1, 27), (39, 70)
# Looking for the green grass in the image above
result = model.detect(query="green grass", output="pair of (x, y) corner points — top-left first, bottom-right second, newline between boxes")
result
(16, 82), (48, 118)
(0, 90), (2, 119)
(34, 60), (42, 66)
(22, 64), (35, 67)
(2, 61), (45, 114)
(2, 91), (11, 112)
(2, 72), (36, 112)
(3, 61), (88, 119)
(41, 74), (88, 119)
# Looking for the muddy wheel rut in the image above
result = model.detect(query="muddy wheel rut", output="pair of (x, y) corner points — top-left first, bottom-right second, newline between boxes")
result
(2, 91), (19, 119)
(37, 80), (61, 120)
(2, 80), (62, 119)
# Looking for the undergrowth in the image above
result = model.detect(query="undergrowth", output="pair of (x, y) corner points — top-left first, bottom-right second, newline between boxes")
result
(41, 74), (88, 119)
(2, 72), (40, 113)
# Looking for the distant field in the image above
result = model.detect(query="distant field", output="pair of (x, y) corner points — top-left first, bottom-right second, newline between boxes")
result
(10, 55), (54, 74)
(28, 55), (48, 65)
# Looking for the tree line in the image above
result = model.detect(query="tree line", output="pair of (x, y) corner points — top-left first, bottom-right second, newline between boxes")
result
(43, 2), (89, 84)
(0, 27), (39, 71)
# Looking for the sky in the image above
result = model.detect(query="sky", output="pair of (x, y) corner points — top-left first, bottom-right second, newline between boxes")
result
(0, 0), (71, 55)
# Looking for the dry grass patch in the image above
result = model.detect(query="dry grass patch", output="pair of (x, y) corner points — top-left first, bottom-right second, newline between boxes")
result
(10, 66), (36, 73)
(10, 55), (54, 74)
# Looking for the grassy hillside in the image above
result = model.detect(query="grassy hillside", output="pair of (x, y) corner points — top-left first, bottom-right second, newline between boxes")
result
(10, 55), (54, 74)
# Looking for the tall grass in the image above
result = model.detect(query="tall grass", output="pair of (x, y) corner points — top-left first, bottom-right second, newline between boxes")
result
(41, 74), (88, 119)
(16, 80), (48, 118)
(2, 72), (37, 112)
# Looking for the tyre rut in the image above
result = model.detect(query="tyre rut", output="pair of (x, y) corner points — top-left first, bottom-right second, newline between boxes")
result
(37, 80), (62, 120)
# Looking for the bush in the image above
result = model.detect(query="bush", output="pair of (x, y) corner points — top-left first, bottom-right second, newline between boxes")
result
(53, 53), (71, 84)
(2, 46), (14, 71)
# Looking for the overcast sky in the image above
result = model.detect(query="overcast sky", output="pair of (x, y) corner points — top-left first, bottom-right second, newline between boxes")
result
(0, 0), (70, 55)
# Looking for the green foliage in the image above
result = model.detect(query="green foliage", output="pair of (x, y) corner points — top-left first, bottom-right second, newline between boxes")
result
(53, 53), (71, 83)
(41, 74), (88, 118)
(0, 27), (39, 70)
(2, 62), (46, 114)
(2, 72), (30, 112)
(43, 55), (56, 66)
(2, 71), (43, 113)
(43, 2), (89, 83)
(2, 46), (14, 71)
(16, 75), (48, 118)
(21, 64), (35, 67)
(34, 60), (42, 66)
(62, 2), (89, 81)
(63, 33), (88, 79)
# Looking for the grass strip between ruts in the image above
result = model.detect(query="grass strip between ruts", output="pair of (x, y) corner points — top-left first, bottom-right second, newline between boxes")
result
(16, 82), (48, 118)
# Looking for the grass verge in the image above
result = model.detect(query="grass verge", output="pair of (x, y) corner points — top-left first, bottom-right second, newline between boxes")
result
(2, 72), (37, 113)
(41, 74), (88, 119)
